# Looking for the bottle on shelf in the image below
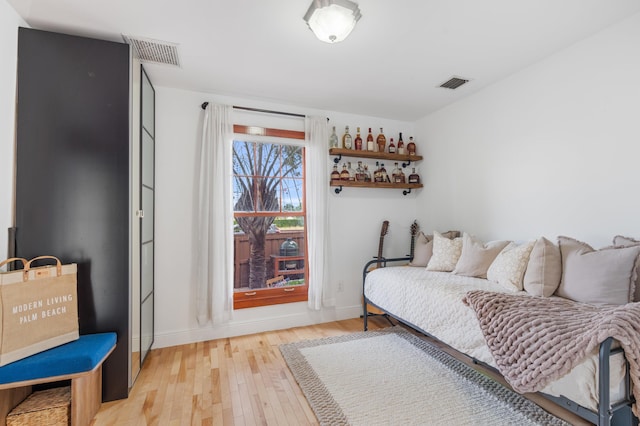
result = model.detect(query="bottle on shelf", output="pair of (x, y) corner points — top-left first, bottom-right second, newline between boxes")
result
(376, 128), (386, 153)
(379, 163), (389, 183)
(329, 126), (339, 149)
(408, 167), (420, 184)
(364, 164), (372, 182)
(354, 127), (363, 150)
(373, 161), (381, 182)
(397, 132), (405, 155)
(347, 161), (356, 181)
(407, 136), (416, 155)
(355, 161), (366, 182)
(395, 166), (406, 184)
(340, 163), (350, 181)
(388, 138), (396, 154)
(366, 128), (374, 151)
(330, 164), (341, 181)
(391, 162), (401, 182)
(342, 126), (353, 149)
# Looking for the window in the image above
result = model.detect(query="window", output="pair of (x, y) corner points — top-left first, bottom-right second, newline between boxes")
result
(232, 137), (307, 309)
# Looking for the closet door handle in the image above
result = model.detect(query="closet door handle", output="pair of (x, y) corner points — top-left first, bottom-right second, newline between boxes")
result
(136, 210), (144, 218)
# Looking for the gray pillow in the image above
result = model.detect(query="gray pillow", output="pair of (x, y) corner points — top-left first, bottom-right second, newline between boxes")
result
(613, 235), (640, 302)
(555, 236), (640, 305)
(409, 232), (432, 267)
(452, 233), (510, 278)
(523, 237), (562, 297)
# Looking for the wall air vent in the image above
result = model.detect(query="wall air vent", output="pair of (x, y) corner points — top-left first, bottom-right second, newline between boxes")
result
(438, 76), (470, 90)
(122, 35), (181, 67)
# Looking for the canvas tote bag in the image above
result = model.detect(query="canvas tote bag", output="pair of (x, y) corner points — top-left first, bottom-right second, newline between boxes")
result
(0, 256), (79, 366)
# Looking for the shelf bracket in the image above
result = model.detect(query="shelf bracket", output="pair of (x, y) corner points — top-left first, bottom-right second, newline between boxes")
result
(333, 154), (342, 164)
(334, 185), (343, 194)
(402, 159), (412, 168)
(402, 188), (412, 196)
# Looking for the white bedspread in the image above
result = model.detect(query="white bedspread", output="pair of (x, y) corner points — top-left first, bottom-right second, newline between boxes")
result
(364, 266), (626, 412)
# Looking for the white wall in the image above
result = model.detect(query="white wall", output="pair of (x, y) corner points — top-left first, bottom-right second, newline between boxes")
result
(153, 87), (416, 348)
(416, 12), (640, 248)
(0, 1), (26, 261)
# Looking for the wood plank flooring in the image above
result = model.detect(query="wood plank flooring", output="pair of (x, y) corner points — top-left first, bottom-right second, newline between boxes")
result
(92, 317), (590, 425)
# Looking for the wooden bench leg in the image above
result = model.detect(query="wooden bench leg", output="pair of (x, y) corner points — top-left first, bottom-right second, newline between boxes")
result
(0, 386), (32, 426)
(71, 365), (102, 426)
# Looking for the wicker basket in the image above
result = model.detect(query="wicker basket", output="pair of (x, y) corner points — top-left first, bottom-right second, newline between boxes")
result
(6, 386), (70, 426)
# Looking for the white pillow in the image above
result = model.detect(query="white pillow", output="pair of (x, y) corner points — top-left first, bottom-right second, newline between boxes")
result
(487, 241), (535, 292)
(426, 231), (463, 272)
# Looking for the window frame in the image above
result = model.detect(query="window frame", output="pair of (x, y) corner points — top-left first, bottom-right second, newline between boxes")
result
(232, 124), (308, 309)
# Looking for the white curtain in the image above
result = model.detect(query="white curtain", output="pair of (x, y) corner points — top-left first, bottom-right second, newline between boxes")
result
(195, 103), (234, 326)
(305, 116), (329, 310)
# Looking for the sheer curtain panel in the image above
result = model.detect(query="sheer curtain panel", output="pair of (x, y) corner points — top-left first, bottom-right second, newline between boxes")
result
(305, 116), (329, 310)
(196, 103), (234, 326)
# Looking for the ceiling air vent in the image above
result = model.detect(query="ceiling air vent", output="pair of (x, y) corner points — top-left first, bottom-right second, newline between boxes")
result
(438, 76), (470, 90)
(122, 35), (181, 67)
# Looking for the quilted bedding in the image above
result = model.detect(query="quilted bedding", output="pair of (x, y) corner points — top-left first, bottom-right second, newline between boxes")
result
(364, 266), (627, 412)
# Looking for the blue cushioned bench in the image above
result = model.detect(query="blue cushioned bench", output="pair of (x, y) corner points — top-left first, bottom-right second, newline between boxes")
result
(0, 333), (116, 426)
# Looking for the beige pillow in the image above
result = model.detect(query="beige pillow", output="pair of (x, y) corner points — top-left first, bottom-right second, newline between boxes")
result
(452, 233), (510, 278)
(426, 231), (464, 272)
(409, 232), (432, 267)
(523, 237), (562, 297)
(409, 230), (460, 267)
(555, 236), (640, 305)
(613, 235), (640, 302)
(487, 241), (535, 292)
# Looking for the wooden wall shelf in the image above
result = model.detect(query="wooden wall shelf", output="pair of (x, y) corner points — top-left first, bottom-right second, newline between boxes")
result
(330, 180), (423, 195)
(329, 148), (422, 168)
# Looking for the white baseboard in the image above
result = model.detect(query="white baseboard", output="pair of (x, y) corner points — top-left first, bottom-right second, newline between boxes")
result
(152, 304), (362, 349)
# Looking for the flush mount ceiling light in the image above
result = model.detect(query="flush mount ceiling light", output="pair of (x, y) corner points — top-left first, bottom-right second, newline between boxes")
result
(303, 0), (362, 43)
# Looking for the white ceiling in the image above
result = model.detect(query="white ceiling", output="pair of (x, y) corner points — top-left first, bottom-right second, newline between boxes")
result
(8, 0), (640, 121)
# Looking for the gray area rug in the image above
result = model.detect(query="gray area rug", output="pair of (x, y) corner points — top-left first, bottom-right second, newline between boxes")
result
(280, 327), (570, 426)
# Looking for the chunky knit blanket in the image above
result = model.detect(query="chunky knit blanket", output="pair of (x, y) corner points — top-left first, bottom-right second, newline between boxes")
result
(462, 290), (640, 416)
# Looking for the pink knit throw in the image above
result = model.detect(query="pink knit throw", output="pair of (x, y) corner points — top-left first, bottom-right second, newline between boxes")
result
(463, 290), (640, 416)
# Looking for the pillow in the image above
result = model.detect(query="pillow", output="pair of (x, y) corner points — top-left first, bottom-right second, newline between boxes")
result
(409, 232), (432, 267)
(555, 236), (640, 305)
(613, 235), (640, 302)
(452, 233), (510, 278)
(487, 241), (535, 292)
(523, 237), (562, 297)
(426, 231), (464, 272)
(409, 230), (461, 267)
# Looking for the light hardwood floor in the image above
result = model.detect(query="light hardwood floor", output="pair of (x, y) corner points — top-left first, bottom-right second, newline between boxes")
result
(93, 317), (589, 426)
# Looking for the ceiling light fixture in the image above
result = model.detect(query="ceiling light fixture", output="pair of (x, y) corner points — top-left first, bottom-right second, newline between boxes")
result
(303, 0), (362, 44)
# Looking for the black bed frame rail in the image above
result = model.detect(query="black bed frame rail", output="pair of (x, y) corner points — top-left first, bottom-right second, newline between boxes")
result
(361, 257), (636, 426)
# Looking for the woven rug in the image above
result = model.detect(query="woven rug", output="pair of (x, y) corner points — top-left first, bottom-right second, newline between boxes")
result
(279, 327), (570, 426)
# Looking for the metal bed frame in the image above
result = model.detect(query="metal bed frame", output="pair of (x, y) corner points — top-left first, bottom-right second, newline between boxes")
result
(362, 256), (636, 426)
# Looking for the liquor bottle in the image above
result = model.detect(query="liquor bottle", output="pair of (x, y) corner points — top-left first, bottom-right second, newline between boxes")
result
(342, 126), (353, 149)
(366, 128), (374, 151)
(388, 138), (396, 154)
(354, 127), (363, 150)
(330, 164), (341, 181)
(329, 126), (339, 149)
(391, 162), (401, 182)
(408, 167), (420, 184)
(407, 136), (416, 155)
(364, 164), (372, 182)
(340, 163), (350, 180)
(396, 167), (406, 184)
(376, 128), (386, 153)
(373, 161), (381, 182)
(380, 163), (389, 183)
(397, 132), (405, 155)
(355, 161), (366, 182)
(347, 161), (356, 181)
